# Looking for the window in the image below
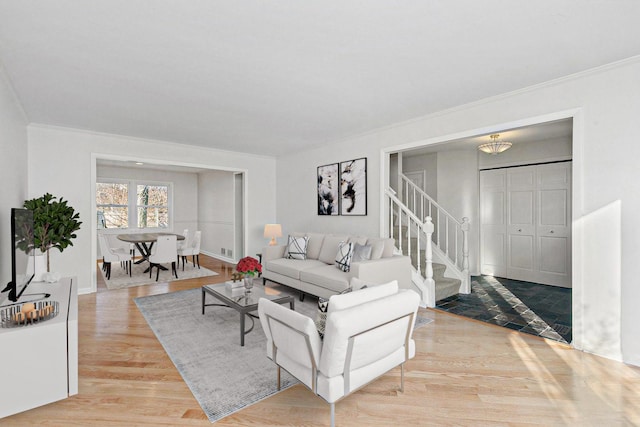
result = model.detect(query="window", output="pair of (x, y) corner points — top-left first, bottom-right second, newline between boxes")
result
(97, 180), (172, 230)
(96, 182), (129, 229)
(137, 184), (169, 228)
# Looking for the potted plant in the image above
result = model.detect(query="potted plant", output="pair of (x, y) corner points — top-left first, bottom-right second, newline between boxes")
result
(23, 193), (82, 274)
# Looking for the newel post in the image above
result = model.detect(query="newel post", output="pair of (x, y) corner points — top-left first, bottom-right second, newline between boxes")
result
(461, 217), (470, 294)
(423, 216), (436, 307)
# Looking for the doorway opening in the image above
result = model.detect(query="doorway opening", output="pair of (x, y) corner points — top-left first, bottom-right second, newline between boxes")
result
(91, 156), (248, 293)
(382, 113), (575, 344)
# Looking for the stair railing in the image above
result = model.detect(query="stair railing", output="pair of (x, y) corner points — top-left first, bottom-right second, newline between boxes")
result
(400, 174), (469, 287)
(386, 188), (434, 304)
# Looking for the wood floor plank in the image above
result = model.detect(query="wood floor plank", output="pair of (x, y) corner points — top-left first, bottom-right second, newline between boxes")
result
(2, 254), (639, 426)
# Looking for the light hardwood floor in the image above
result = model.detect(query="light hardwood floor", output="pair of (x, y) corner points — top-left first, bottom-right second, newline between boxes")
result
(3, 255), (640, 426)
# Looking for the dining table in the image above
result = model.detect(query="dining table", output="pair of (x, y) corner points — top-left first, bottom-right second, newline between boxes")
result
(117, 232), (185, 272)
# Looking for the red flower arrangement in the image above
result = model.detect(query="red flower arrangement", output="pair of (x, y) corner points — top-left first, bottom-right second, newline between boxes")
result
(236, 256), (262, 277)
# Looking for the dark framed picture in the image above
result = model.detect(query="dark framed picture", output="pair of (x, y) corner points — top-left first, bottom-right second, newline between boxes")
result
(340, 157), (367, 215)
(317, 163), (339, 215)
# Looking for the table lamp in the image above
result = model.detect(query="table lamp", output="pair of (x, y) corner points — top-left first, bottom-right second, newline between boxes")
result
(264, 224), (282, 246)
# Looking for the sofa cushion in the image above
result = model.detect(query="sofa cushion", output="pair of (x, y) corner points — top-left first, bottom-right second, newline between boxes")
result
(352, 243), (372, 262)
(266, 258), (326, 280)
(367, 237), (395, 260)
(286, 235), (309, 260)
(305, 233), (325, 260)
(300, 264), (351, 293)
(335, 241), (354, 272)
(318, 235), (349, 264)
(348, 236), (368, 245)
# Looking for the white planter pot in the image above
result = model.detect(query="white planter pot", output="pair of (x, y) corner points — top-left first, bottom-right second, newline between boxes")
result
(28, 251), (47, 282)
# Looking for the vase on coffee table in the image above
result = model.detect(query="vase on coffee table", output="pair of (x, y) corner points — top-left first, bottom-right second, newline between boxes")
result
(243, 276), (254, 292)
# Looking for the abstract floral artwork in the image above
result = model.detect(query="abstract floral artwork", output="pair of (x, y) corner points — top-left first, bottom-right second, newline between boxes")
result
(317, 163), (339, 215)
(340, 157), (367, 215)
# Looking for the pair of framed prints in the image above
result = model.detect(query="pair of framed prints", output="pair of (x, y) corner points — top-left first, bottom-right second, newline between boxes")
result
(317, 157), (367, 216)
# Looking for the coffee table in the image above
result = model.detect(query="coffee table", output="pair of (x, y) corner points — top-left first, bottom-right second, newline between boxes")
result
(201, 282), (295, 346)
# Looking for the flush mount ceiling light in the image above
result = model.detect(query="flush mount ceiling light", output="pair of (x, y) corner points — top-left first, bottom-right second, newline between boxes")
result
(478, 133), (512, 155)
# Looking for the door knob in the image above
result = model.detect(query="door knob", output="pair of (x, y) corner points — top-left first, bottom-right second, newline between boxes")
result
(550, 230), (554, 234)
(518, 229), (522, 232)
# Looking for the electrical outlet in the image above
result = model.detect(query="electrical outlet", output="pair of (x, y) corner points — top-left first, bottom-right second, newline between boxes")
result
(227, 249), (233, 258)
(221, 248), (226, 255)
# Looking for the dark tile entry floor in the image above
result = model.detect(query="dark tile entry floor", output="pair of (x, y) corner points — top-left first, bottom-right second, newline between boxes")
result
(435, 275), (572, 344)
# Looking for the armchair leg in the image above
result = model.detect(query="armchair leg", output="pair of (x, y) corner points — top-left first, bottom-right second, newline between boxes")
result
(400, 363), (404, 393)
(330, 402), (335, 427)
(277, 366), (281, 391)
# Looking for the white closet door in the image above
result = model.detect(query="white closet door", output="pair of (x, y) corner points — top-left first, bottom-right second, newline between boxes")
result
(480, 169), (507, 277)
(507, 166), (537, 282)
(536, 163), (572, 287)
(480, 162), (572, 287)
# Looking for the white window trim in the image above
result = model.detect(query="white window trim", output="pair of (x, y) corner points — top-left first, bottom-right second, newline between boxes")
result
(96, 178), (174, 232)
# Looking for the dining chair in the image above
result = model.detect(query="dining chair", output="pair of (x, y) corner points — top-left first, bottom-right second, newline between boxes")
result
(177, 229), (189, 250)
(149, 235), (178, 281)
(177, 230), (201, 270)
(98, 234), (132, 279)
(105, 233), (137, 266)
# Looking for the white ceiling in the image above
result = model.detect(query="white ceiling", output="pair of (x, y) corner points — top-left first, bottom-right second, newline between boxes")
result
(1, 1), (639, 157)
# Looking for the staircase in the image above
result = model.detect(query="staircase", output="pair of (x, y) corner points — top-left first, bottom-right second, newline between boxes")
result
(385, 175), (470, 307)
(395, 225), (463, 303)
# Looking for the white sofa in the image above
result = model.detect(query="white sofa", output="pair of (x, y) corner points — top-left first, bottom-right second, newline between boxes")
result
(261, 232), (411, 299)
(258, 280), (420, 427)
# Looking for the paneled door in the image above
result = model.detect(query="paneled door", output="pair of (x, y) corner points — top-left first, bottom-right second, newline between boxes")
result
(480, 169), (507, 277)
(507, 166), (537, 282)
(480, 162), (571, 287)
(535, 163), (572, 287)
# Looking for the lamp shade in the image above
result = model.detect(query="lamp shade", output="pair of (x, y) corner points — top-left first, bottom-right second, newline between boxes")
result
(263, 224), (282, 246)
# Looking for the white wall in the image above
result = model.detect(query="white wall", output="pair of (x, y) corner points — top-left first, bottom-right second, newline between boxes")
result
(197, 170), (235, 259)
(436, 150), (479, 275)
(27, 125), (277, 295)
(276, 57), (640, 366)
(0, 66), (28, 289)
(402, 152), (437, 198)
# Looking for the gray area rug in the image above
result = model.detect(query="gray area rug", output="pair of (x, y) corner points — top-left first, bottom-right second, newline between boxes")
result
(134, 285), (432, 423)
(99, 260), (218, 290)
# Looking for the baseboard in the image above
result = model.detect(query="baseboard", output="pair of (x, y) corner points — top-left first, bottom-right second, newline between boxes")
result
(201, 250), (236, 264)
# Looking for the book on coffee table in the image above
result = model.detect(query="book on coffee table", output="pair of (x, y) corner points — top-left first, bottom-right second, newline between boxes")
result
(225, 280), (244, 290)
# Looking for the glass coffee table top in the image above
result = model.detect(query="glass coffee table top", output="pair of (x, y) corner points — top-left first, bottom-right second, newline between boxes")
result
(202, 282), (291, 308)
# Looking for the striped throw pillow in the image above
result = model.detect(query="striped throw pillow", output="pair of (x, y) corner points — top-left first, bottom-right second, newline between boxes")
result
(286, 235), (309, 260)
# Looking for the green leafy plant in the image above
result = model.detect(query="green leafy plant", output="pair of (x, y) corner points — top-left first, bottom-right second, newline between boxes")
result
(23, 193), (82, 272)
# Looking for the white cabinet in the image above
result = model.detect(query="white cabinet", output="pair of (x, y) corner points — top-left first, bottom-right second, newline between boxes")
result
(0, 277), (78, 418)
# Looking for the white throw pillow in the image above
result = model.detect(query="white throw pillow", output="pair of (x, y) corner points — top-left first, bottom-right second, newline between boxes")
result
(352, 243), (372, 262)
(334, 241), (354, 272)
(286, 235), (309, 260)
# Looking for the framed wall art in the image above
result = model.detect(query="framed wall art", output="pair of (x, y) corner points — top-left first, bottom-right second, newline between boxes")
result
(317, 163), (339, 215)
(339, 157), (367, 215)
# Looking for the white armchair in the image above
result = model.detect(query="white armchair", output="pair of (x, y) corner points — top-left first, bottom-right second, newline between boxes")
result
(258, 281), (420, 427)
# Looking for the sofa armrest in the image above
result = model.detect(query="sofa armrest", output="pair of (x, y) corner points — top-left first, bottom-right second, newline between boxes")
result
(262, 245), (286, 262)
(350, 255), (412, 290)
